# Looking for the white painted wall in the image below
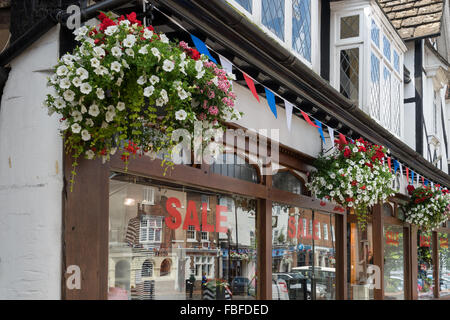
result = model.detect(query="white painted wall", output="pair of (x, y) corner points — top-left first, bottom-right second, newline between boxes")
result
(0, 26), (63, 299)
(403, 41), (416, 151)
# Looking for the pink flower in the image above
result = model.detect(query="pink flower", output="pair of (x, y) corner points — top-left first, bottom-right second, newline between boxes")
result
(179, 41), (189, 50)
(198, 113), (207, 120)
(202, 100), (208, 109)
(207, 90), (215, 99)
(208, 106), (219, 115)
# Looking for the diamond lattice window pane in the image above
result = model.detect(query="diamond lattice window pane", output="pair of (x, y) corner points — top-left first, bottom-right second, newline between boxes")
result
(340, 48), (359, 101)
(340, 15), (359, 39)
(393, 50), (400, 73)
(370, 53), (381, 121)
(381, 66), (391, 129)
(371, 19), (380, 47)
(292, 0), (311, 62)
(391, 77), (401, 136)
(383, 36), (391, 61)
(235, 0), (252, 13)
(262, 0), (285, 41)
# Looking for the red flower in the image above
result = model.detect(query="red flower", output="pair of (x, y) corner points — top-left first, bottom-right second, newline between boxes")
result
(345, 197), (354, 203)
(126, 12), (142, 26)
(343, 148), (351, 158)
(351, 180), (358, 186)
(407, 185), (415, 195)
(360, 185), (366, 190)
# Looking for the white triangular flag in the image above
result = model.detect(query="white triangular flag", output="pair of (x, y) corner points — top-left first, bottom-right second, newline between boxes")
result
(219, 55), (234, 88)
(284, 100), (293, 132)
(327, 126), (335, 148)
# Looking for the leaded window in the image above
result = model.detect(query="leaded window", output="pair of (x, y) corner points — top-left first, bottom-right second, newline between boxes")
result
(370, 53), (381, 121)
(235, 0), (252, 13)
(262, 0), (285, 40)
(371, 19), (380, 47)
(340, 47), (359, 101)
(272, 170), (304, 195)
(393, 50), (399, 72)
(340, 15), (359, 39)
(383, 36), (391, 61)
(211, 153), (259, 183)
(292, 0), (311, 62)
(381, 66), (392, 129)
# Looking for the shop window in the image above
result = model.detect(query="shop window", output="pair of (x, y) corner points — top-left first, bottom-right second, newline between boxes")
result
(397, 207), (405, 221)
(340, 15), (359, 39)
(339, 47), (359, 101)
(323, 224), (328, 241)
(211, 153), (260, 183)
(383, 203), (394, 217)
(108, 173), (256, 300)
(292, 0), (311, 62)
(383, 225), (404, 300)
(417, 230), (434, 299)
(272, 204), (336, 300)
(438, 233), (450, 297)
(347, 222), (374, 300)
(272, 170), (304, 195)
(262, 0), (285, 40)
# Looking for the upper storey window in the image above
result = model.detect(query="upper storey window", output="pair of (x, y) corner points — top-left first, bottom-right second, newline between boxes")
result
(227, 0), (318, 70)
(331, 2), (406, 139)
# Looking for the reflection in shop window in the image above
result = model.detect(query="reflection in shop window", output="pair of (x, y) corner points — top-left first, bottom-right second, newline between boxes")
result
(271, 204), (336, 300)
(383, 225), (404, 300)
(108, 173), (256, 300)
(417, 230), (434, 299)
(439, 233), (450, 297)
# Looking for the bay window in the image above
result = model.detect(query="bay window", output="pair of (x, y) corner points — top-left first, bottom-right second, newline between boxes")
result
(226, 0), (318, 70)
(331, 2), (405, 138)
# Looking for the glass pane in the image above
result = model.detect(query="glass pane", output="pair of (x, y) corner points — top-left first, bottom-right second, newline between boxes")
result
(381, 66), (391, 130)
(391, 76), (401, 136)
(439, 233), (450, 296)
(262, 0), (285, 40)
(235, 0), (252, 13)
(393, 50), (400, 72)
(417, 230), (434, 299)
(371, 19), (380, 47)
(292, 0), (311, 62)
(211, 154), (259, 183)
(347, 222), (374, 300)
(272, 205), (336, 300)
(108, 173), (256, 300)
(340, 48), (359, 101)
(384, 225), (404, 300)
(383, 36), (391, 61)
(370, 53), (381, 121)
(383, 203), (393, 217)
(340, 15), (359, 39)
(272, 171), (303, 195)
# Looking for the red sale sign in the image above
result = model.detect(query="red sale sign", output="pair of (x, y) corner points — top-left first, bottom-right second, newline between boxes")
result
(165, 197), (228, 233)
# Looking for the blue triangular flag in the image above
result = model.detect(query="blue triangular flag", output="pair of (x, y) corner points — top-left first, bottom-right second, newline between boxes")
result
(315, 120), (325, 143)
(190, 34), (217, 64)
(411, 170), (415, 184)
(425, 180), (428, 186)
(264, 87), (277, 118)
(393, 160), (399, 173)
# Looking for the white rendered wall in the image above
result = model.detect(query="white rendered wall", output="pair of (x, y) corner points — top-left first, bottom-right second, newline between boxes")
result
(0, 26), (62, 299)
(403, 41), (416, 151)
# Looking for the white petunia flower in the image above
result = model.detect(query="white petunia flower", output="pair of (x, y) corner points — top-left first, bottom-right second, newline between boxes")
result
(111, 61), (121, 73)
(56, 65), (68, 76)
(104, 25), (118, 36)
(76, 67), (89, 80)
(117, 102), (125, 111)
(160, 34), (169, 44)
(150, 75), (160, 85)
(143, 86), (155, 97)
(122, 59), (130, 69)
(71, 123), (81, 133)
(80, 105), (87, 114)
(60, 78), (71, 89)
(105, 110), (116, 123)
(212, 77), (219, 86)
(155, 97), (165, 107)
(143, 29), (153, 39)
(85, 118), (94, 127)
(116, 78), (123, 86)
(151, 48), (161, 61)
(111, 46), (123, 58)
(72, 77), (82, 87)
(162, 59), (175, 72)
(160, 89), (168, 103)
(60, 120), (69, 130)
(54, 98), (66, 109)
(80, 83), (92, 94)
(90, 58), (100, 68)
(123, 34), (136, 48)
(125, 48), (134, 57)
(195, 60), (203, 72)
(81, 129), (91, 141)
(137, 75), (147, 85)
(196, 70), (205, 79)
(73, 26), (88, 37)
(175, 109), (187, 121)
(63, 90), (75, 102)
(177, 89), (189, 100)
(71, 110), (83, 122)
(85, 149), (95, 160)
(93, 46), (106, 58)
(89, 103), (100, 117)
(138, 45), (148, 55)
(96, 88), (105, 100)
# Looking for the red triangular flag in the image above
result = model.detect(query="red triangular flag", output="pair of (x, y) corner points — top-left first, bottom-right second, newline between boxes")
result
(387, 157), (392, 172)
(405, 167), (409, 182)
(243, 72), (260, 102)
(300, 110), (319, 128)
(421, 176), (425, 184)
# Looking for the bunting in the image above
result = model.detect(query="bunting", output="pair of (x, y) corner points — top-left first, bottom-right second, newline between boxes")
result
(300, 110), (319, 128)
(393, 159), (399, 174)
(190, 34), (217, 64)
(264, 88), (278, 118)
(315, 120), (325, 143)
(242, 73), (260, 102)
(328, 126), (335, 148)
(284, 100), (293, 132)
(387, 157), (392, 172)
(406, 167), (409, 184)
